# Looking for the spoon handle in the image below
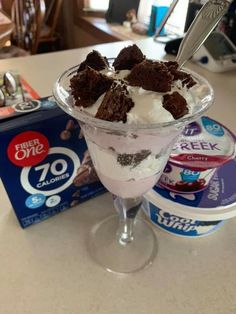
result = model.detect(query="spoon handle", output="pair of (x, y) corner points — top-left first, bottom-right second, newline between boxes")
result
(0, 88), (6, 107)
(176, 0), (231, 68)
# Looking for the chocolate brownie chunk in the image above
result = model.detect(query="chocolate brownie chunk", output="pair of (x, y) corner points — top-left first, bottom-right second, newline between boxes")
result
(126, 60), (173, 92)
(163, 91), (189, 119)
(77, 50), (109, 72)
(70, 67), (113, 107)
(113, 44), (145, 71)
(164, 61), (179, 71)
(164, 61), (196, 88)
(95, 82), (134, 122)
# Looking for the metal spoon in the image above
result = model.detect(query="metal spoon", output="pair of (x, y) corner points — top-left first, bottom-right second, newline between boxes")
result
(176, 0), (231, 68)
(3, 72), (18, 98)
(0, 88), (6, 107)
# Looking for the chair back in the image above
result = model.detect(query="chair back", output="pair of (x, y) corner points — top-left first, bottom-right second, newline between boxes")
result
(11, 0), (46, 54)
(44, 0), (62, 38)
(0, 10), (14, 48)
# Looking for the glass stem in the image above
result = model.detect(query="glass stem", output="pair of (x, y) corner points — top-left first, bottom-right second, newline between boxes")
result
(114, 196), (143, 245)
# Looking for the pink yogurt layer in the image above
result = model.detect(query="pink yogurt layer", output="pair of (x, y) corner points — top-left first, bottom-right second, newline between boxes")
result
(81, 123), (181, 198)
(97, 171), (160, 199)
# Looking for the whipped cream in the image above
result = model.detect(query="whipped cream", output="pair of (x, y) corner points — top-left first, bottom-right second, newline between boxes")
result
(83, 68), (199, 124)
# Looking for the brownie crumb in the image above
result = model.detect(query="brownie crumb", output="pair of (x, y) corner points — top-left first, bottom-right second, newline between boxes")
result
(133, 150), (151, 165)
(95, 81), (134, 122)
(131, 133), (138, 139)
(113, 44), (145, 71)
(126, 60), (173, 93)
(70, 67), (113, 107)
(164, 61), (196, 88)
(117, 150), (151, 167)
(77, 50), (109, 72)
(163, 91), (189, 119)
(117, 154), (133, 167)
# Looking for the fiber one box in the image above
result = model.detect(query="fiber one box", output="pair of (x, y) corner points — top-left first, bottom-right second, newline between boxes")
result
(0, 96), (106, 228)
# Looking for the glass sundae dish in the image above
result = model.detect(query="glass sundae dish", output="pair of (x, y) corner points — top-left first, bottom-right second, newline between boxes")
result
(54, 45), (213, 273)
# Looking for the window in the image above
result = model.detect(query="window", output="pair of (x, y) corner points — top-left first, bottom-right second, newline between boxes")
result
(137, 0), (153, 25)
(165, 0), (189, 36)
(84, 0), (109, 11)
(138, 0), (189, 36)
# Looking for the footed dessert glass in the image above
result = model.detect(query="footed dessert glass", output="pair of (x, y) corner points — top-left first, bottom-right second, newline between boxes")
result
(54, 65), (213, 273)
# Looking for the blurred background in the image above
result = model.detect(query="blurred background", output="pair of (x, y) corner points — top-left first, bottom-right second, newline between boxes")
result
(0, 0), (235, 58)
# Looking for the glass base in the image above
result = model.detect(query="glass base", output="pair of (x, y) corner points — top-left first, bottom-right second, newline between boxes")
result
(88, 215), (158, 274)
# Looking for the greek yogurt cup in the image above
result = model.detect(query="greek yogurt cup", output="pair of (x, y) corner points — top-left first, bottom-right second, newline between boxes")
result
(159, 116), (235, 193)
(143, 158), (236, 237)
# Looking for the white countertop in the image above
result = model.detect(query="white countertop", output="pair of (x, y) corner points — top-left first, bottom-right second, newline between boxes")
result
(0, 38), (236, 314)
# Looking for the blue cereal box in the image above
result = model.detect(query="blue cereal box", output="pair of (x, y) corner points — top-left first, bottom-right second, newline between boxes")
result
(0, 96), (106, 228)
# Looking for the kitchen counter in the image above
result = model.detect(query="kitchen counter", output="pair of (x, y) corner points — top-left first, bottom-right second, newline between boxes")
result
(0, 38), (236, 314)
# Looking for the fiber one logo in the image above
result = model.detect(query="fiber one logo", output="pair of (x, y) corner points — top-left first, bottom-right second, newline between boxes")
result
(7, 131), (49, 167)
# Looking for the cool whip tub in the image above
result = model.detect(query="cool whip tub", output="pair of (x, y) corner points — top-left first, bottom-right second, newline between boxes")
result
(143, 158), (236, 237)
(159, 116), (235, 193)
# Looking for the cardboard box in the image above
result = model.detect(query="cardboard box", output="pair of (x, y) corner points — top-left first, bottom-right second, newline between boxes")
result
(0, 96), (106, 228)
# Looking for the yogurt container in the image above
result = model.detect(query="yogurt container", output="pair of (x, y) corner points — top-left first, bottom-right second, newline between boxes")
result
(143, 158), (236, 237)
(159, 116), (235, 193)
